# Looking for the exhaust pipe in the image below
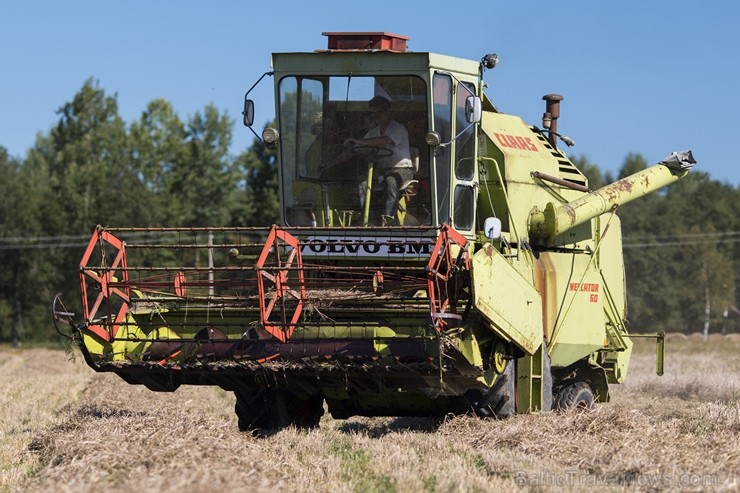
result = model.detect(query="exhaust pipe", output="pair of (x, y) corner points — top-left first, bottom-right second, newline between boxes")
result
(542, 94), (564, 149)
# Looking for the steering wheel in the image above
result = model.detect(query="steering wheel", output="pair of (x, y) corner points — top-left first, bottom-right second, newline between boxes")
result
(350, 145), (393, 160)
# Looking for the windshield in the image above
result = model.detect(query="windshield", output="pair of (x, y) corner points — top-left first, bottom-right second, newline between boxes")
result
(278, 75), (430, 227)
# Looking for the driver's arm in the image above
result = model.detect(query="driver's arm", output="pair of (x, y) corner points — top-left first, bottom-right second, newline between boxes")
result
(326, 146), (354, 168)
(349, 135), (395, 148)
(326, 136), (394, 168)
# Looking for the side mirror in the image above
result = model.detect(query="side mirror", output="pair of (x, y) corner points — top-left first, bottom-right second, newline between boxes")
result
(243, 99), (255, 127)
(465, 96), (482, 124)
(483, 217), (502, 240)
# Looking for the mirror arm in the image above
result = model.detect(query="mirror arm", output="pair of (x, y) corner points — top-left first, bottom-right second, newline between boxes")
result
(244, 70), (274, 99)
(242, 71), (275, 132)
(246, 125), (262, 142)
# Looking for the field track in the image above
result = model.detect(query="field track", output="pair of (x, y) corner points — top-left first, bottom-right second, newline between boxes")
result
(1, 334), (738, 492)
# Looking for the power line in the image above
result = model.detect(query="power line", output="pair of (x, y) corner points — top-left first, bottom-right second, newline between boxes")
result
(0, 234), (91, 242)
(623, 231), (740, 241)
(0, 242), (90, 251)
(0, 232), (161, 250)
(0, 230), (738, 250)
(0, 230), (173, 243)
(623, 237), (740, 249)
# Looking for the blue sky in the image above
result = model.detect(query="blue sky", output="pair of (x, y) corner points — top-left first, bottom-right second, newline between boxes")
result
(1, 1), (738, 185)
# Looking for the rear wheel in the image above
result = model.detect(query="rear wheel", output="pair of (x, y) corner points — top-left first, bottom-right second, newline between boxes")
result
(554, 381), (595, 411)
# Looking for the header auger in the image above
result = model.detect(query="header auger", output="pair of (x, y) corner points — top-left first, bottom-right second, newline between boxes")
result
(54, 32), (694, 431)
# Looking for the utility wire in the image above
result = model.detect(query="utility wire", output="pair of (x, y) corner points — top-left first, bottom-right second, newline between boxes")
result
(0, 242), (90, 251)
(0, 230), (217, 250)
(623, 231), (740, 241)
(0, 233), (91, 242)
(623, 237), (740, 249)
(0, 230), (738, 250)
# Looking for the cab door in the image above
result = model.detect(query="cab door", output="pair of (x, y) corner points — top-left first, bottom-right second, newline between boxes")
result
(451, 80), (478, 236)
(431, 72), (478, 235)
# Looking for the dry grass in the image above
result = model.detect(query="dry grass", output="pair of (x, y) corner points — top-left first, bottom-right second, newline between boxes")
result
(0, 347), (90, 490)
(1, 336), (739, 492)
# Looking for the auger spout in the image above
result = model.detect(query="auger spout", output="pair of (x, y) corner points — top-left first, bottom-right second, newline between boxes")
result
(528, 150), (696, 245)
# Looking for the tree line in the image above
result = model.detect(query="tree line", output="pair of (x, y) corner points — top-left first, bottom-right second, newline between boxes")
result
(0, 81), (737, 343)
(0, 80), (279, 343)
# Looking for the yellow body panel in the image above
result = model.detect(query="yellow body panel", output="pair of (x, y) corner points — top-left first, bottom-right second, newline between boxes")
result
(471, 244), (543, 355)
(544, 252), (607, 366)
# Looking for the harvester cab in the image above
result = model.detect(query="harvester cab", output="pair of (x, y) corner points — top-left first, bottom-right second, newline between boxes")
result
(55, 32), (695, 431)
(244, 32), (485, 234)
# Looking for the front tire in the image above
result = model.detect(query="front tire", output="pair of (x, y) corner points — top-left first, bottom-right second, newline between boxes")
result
(469, 358), (516, 418)
(235, 388), (323, 432)
(283, 391), (324, 429)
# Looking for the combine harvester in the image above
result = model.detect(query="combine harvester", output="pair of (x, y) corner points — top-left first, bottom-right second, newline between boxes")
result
(54, 32), (695, 430)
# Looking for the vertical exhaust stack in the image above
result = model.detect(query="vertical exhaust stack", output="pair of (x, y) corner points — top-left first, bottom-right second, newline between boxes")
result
(542, 94), (564, 148)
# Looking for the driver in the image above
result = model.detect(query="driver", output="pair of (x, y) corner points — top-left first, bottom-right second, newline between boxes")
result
(328, 96), (414, 218)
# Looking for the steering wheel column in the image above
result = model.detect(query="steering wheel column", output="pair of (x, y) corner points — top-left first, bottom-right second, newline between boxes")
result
(351, 145), (393, 226)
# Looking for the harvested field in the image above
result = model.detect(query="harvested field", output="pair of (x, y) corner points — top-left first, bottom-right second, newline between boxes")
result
(1, 335), (738, 492)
